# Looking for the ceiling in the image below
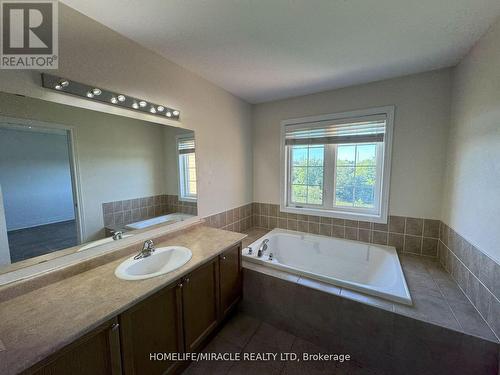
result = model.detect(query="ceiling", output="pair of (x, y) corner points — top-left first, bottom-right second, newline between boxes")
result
(62, 0), (500, 104)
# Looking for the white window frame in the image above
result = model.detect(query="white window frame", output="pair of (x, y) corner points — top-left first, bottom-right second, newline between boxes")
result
(280, 106), (394, 223)
(176, 135), (197, 202)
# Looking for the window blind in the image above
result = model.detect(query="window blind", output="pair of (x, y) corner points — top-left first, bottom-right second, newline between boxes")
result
(285, 114), (386, 146)
(178, 138), (195, 154)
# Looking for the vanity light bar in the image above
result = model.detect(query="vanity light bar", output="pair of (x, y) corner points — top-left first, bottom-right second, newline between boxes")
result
(41, 73), (180, 121)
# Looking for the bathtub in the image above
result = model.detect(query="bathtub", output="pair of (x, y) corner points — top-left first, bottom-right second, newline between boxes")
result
(125, 213), (194, 230)
(243, 228), (412, 305)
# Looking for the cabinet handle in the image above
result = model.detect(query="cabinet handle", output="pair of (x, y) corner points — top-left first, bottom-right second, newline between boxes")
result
(178, 283), (183, 288)
(185, 277), (190, 283)
(221, 256), (226, 260)
(110, 323), (119, 331)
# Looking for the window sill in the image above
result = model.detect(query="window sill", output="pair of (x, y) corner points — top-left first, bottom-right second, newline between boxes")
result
(281, 205), (387, 224)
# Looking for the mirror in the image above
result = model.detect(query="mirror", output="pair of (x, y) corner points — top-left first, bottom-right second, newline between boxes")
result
(0, 91), (197, 272)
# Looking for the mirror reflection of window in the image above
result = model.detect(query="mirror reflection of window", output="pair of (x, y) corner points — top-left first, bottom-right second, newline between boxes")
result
(177, 136), (197, 201)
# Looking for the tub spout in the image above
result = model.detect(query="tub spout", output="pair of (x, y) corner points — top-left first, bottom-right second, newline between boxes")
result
(257, 239), (269, 257)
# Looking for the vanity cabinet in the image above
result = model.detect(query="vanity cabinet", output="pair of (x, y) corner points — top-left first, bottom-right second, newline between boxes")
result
(180, 242), (242, 351)
(27, 318), (122, 375)
(25, 242), (243, 375)
(181, 258), (219, 352)
(119, 282), (184, 375)
(219, 244), (242, 317)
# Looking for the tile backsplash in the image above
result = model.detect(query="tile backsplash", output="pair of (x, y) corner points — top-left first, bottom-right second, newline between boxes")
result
(102, 194), (197, 229)
(438, 223), (500, 338)
(203, 202), (440, 257)
(252, 202), (440, 257)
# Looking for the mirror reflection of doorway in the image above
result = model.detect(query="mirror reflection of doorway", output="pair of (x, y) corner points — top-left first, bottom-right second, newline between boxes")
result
(0, 121), (80, 263)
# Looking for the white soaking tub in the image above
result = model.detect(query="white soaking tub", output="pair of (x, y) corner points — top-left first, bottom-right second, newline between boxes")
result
(125, 213), (194, 230)
(243, 228), (412, 305)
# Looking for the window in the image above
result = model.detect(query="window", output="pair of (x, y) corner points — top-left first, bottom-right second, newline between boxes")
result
(177, 136), (197, 201)
(334, 143), (381, 209)
(281, 107), (393, 223)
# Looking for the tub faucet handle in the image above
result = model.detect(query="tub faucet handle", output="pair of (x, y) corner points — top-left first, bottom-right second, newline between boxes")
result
(246, 246), (253, 255)
(268, 252), (274, 261)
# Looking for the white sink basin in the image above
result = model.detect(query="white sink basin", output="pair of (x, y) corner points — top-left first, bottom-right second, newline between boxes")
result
(78, 234), (133, 251)
(114, 246), (192, 280)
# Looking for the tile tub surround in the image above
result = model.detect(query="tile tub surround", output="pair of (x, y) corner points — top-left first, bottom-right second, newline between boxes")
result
(241, 265), (499, 375)
(438, 222), (500, 340)
(209, 203), (500, 338)
(252, 202), (440, 257)
(205, 201), (441, 258)
(102, 194), (198, 228)
(0, 225), (246, 375)
(204, 203), (254, 233)
(165, 194), (198, 216)
(242, 227), (497, 341)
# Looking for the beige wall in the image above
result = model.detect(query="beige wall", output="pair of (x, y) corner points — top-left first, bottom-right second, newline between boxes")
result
(442, 19), (500, 264)
(253, 69), (452, 219)
(0, 92), (175, 241)
(0, 4), (253, 220)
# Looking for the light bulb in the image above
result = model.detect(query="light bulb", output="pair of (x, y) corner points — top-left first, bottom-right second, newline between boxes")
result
(139, 101), (147, 107)
(86, 91), (94, 98)
(132, 102), (139, 109)
(117, 95), (126, 102)
(92, 88), (102, 96)
(60, 80), (69, 87)
(166, 111), (172, 117)
(55, 84), (62, 90)
(172, 110), (180, 116)
(150, 107), (156, 114)
(157, 106), (164, 112)
(111, 97), (118, 104)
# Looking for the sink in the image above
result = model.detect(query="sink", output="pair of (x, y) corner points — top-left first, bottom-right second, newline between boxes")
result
(114, 246), (192, 280)
(78, 234), (133, 251)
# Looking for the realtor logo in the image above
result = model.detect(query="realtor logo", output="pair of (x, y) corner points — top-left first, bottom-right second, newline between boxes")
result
(1, 0), (58, 69)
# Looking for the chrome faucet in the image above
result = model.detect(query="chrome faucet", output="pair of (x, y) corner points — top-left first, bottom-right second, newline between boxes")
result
(112, 231), (123, 240)
(134, 240), (155, 260)
(257, 239), (269, 258)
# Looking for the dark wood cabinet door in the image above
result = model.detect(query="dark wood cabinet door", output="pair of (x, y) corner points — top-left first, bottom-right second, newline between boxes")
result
(182, 258), (219, 352)
(27, 318), (121, 375)
(120, 282), (184, 375)
(219, 244), (242, 317)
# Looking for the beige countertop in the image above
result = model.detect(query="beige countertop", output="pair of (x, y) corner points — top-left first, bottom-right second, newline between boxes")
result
(0, 225), (246, 375)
